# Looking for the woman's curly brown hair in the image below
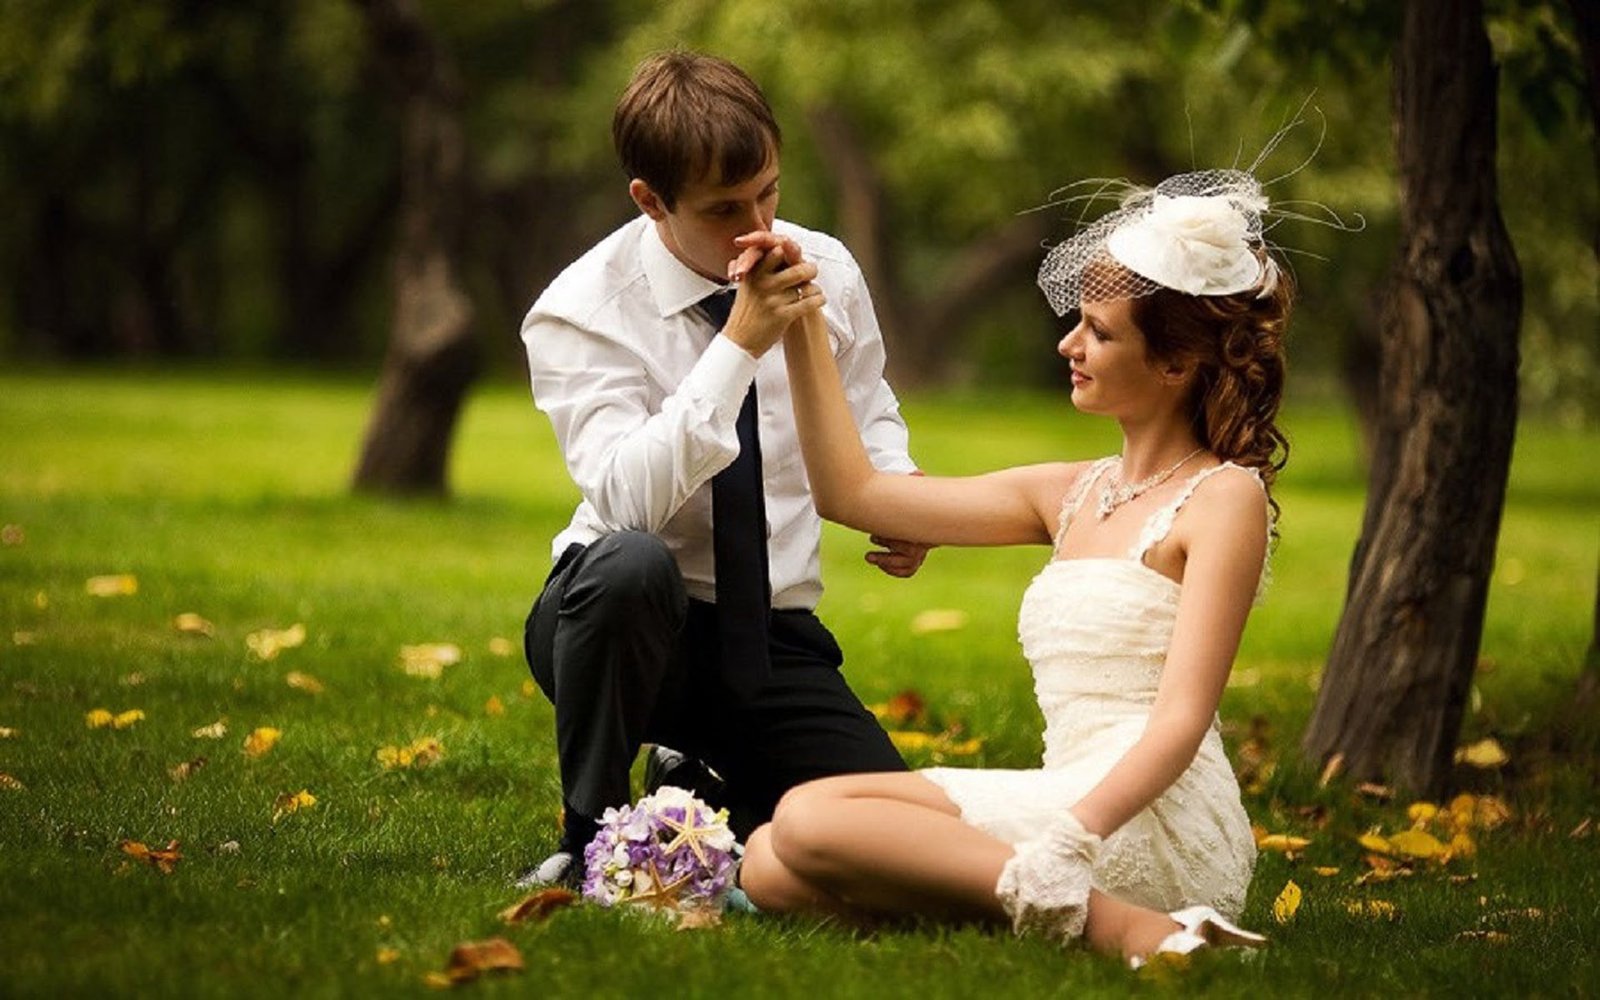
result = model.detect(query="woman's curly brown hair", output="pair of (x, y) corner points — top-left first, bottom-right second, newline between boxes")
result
(1128, 264), (1293, 523)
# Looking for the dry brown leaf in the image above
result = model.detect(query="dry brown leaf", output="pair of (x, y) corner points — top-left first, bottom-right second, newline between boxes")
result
(1457, 930), (1511, 944)
(1570, 818), (1593, 839)
(0, 773), (23, 791)
(1, 524), (23, 545)
(444, 937), (524, 983)
(881, 689), (926, 726)
(168, 757), (207, 782)
(676, 908), (723, 930)
(121, 839), (181, 874)
(1317, 752), (1345, 788)
(1355, 782), (1394, 801)
(484, 695), (506, 717)
(499, 888), (578, 924)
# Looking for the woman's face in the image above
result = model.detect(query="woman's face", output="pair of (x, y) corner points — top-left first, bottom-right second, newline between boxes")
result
(1056, 298), (1173, 417)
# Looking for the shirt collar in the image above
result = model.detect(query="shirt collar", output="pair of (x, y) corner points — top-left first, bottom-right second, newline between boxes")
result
(639, 220), (729, 319)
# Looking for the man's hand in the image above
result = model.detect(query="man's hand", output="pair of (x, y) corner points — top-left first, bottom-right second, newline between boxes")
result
(865, 534), (932, 578)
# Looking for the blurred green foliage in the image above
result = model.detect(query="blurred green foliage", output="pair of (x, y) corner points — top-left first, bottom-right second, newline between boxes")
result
(0, 0), (1593, 421)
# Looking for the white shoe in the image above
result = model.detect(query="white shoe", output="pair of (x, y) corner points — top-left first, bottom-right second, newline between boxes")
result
(1129, 905), (1267, 969)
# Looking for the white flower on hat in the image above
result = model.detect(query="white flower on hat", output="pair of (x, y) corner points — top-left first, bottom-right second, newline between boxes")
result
(1106, 193), (1266, 296)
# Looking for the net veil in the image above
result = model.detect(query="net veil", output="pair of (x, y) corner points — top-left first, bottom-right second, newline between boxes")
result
(1036, 168), (1275, 317)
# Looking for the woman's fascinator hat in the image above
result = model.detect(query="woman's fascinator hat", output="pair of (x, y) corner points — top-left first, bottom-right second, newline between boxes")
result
(1035, 106), (1362, 316)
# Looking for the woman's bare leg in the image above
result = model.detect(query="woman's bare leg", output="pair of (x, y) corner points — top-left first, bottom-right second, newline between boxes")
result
(738, 772), (1185, 958)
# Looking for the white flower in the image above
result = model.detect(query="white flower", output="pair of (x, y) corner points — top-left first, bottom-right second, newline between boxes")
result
(1107, 193), (1265, 296)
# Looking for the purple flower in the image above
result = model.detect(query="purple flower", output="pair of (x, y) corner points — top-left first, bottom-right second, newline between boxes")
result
(581, 785), (739, 913)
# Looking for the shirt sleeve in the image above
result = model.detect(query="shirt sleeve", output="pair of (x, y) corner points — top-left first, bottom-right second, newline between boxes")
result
(834, 257), (918, 475)
(525, 306), (757, 534)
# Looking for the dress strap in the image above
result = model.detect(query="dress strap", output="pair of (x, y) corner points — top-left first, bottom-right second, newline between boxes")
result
(1053, 457), (1119, 550)
(1128, 462), (1261, 562)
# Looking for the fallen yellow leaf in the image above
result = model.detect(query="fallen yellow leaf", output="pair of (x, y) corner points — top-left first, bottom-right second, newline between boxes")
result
(0, 727), (15, 739)
(86, 574), (138, 597)
(487, 636), (516, 657)
(1455, 737), (1509, 769)
(243, 727), (282, 758)
(1272, 880), (1302, 924)
(1256, 833), (1312, 854)
(484, 695), (506, 717)
(285, 671), (324, 695)
(376, 736), (445, 770)
(272, 788), (317, 822)
(192, 720), (227, 739)
(1406, 802), (1438, 826)
(520, 679), (536, 698)
(1345, 898), (1399, 920)
(112, 709), (145, 730)
(909, 608), (968, 635)
(1313, 866), (1341, 877)
(0, 772), (23, 791)
(1357, 831), (1393, 855)
(1387, 828), (1447, 860)
(1, 523), (22, 545)
(246, 623), (306, 661)
(85, 709), (114, 729)
(376, 947), (401, 965)
(173, 613), (215, 637)
(398, 643), (462, 679)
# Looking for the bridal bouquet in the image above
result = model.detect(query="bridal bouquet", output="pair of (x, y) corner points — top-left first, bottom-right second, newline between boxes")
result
(581, 785), (739, 914)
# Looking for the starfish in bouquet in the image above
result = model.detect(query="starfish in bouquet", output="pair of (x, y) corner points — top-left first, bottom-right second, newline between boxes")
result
(658, 802), (720, 867)
(625, 857), (694, 911)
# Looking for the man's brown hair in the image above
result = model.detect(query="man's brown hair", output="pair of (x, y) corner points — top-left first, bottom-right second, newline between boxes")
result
(612, 51), (781, 210)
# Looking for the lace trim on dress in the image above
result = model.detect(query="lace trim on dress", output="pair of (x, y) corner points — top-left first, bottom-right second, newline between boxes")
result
(1053, 458), (1119, 550)
(1128, 462), (1274, 603)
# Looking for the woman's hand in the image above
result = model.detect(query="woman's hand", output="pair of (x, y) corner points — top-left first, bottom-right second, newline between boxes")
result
(721, 241), (822, 358)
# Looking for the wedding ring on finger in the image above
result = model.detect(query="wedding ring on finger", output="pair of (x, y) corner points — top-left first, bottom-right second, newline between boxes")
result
(792, 285), (805, 303)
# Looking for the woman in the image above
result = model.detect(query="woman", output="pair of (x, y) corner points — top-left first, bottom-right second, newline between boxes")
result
(734, 169), (1288, 964)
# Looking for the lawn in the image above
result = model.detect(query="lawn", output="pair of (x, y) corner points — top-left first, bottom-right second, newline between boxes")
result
(1, 369), (1596, 997)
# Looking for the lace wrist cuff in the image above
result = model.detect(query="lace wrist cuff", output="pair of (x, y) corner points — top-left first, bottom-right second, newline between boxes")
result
(993, 813), (1102, 943)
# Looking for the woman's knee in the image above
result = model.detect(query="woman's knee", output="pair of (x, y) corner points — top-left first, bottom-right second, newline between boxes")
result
(769, 783), (847, 879)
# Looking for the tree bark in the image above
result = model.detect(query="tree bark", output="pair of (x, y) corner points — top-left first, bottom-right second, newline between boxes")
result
(805, 104), (1052, 385)
(1302, 0), (1523, 795)
(350, 0), (478, 496)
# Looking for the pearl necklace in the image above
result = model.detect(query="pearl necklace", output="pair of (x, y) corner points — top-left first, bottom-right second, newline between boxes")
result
(1096, 448), (1204, 520)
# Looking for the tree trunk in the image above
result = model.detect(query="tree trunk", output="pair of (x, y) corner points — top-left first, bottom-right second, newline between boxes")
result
(350, 0), (477, 496)
(1302, 0), (1523, 796)
(805, 104), (1052, 386)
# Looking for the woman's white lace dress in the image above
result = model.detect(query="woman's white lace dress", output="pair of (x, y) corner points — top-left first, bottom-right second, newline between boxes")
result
(922, 459), (1262, 920)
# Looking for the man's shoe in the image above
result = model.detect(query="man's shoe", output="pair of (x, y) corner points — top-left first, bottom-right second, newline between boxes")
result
(643, 744), (726, 803)
(513, 849), (581, 891)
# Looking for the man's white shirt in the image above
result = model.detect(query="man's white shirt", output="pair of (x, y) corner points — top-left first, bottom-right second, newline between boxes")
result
(522, 215), (915, 610)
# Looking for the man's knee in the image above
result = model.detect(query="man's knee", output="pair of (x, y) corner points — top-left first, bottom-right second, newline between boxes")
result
(570, 531), (685, 622)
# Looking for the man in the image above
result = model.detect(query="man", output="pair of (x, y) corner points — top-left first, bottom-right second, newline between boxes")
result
(518, 51), (926, 889)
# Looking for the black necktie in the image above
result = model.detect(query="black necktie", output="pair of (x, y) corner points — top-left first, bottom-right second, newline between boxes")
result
(700, 290), (771, 696)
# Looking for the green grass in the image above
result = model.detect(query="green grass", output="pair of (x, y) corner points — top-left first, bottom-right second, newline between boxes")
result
(1, 369), (1596, 997)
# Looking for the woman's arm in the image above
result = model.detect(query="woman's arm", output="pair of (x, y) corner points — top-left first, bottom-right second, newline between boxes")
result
(1066, 472), (1269, 838)
(783, 308), (1070, 547)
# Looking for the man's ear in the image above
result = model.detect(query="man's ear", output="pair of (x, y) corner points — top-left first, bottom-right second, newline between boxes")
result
(629, 179), (669, 221)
